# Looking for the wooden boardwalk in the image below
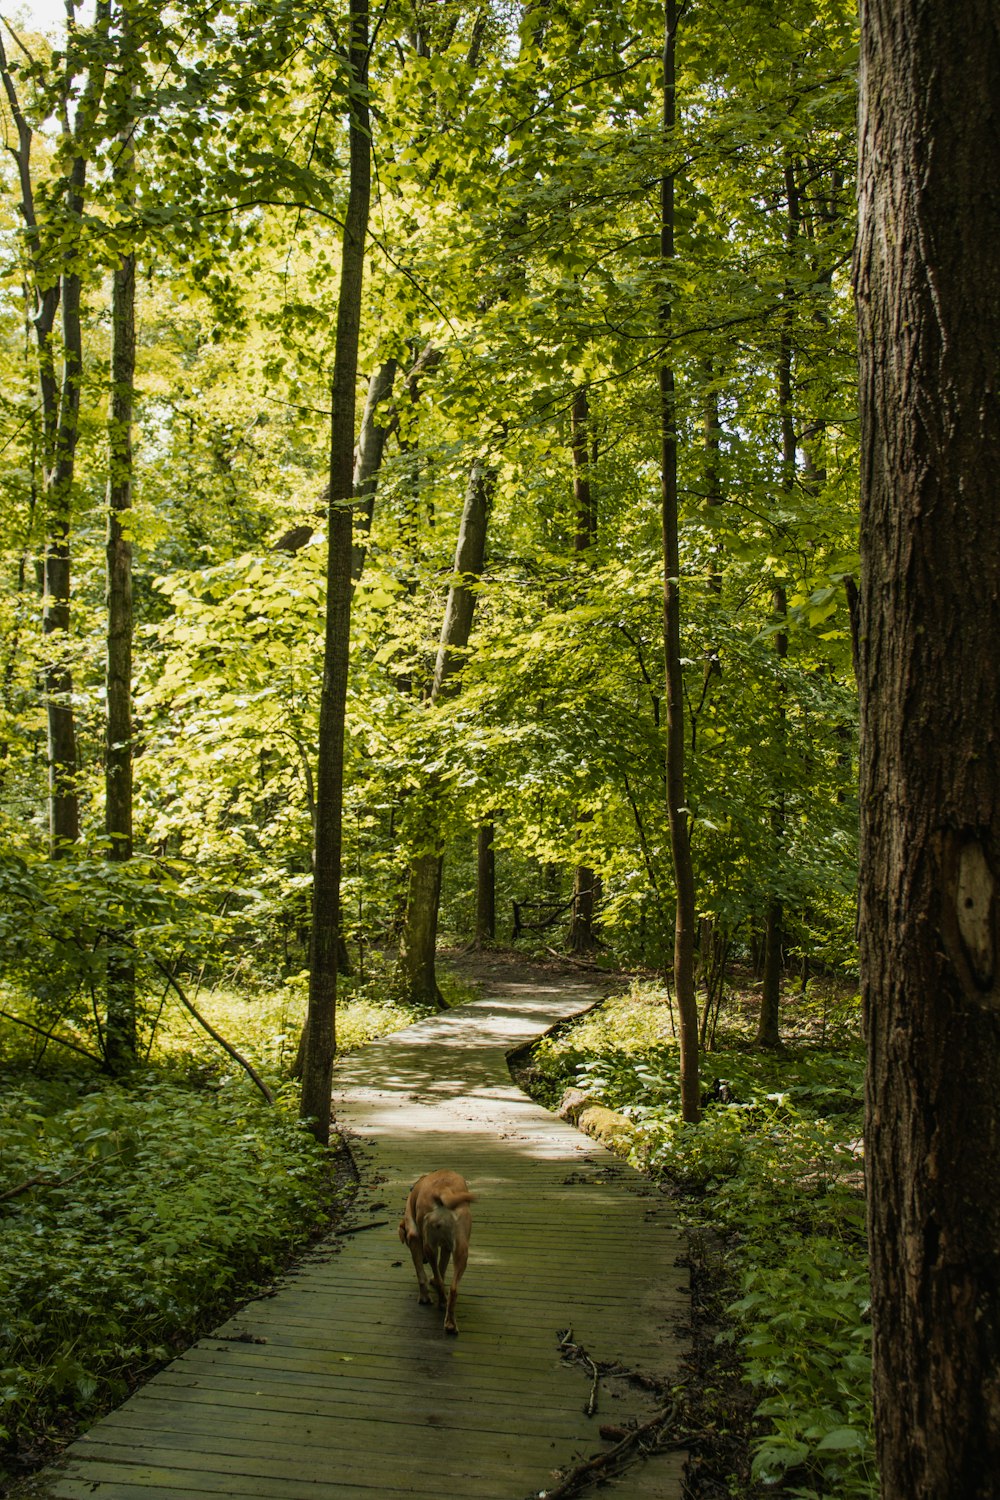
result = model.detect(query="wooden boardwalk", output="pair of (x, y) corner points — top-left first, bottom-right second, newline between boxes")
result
(42, 971), (688, 1499)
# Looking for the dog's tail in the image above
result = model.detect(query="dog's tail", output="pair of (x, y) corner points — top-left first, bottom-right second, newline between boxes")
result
(435, 1190), (475, 1210)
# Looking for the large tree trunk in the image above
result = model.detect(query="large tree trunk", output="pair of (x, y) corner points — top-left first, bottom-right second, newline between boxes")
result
(104, 135), (137, 1071)
(398, 851), (443, 1001)
(568, 864), (598, 956)
(660, 0), (699, 1122)
(398, 459), (494, 1007)
(856, 2), (1000, 1493)
(300, 0), (370, 1146)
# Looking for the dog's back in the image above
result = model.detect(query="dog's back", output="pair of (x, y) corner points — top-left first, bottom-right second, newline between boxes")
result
(399, 1170), (475, 1334)
(423, 1186), (473, 1251)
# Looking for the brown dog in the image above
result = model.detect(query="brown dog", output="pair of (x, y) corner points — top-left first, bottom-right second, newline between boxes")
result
(398, 1170), (474, 1334)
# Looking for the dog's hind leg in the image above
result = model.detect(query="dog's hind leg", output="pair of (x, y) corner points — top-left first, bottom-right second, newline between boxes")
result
(430, 1244), (451, 1308)
(444, 1240), (468, 1335)
(405, 1232), (432, 1305)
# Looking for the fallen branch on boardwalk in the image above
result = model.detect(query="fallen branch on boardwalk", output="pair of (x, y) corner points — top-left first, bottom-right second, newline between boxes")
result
(533, 1399), (683, 1499)
(558, 1328), (601, 1416)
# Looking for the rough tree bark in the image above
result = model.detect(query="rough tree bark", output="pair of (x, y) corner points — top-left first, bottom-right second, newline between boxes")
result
(300, 0), (370, 1146)
(659, 0), (699, 1122)
(856, 1), (1000, 1493)
(398, 459), (494, 1007)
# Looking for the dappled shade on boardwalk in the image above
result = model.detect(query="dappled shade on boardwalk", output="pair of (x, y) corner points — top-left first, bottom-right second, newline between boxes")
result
(45, 974), (688, 1499)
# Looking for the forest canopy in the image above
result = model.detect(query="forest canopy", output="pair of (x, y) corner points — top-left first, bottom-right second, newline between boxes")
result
(0, 0), (860, 1070)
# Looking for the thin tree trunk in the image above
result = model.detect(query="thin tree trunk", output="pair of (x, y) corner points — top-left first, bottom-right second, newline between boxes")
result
(1, 7), (111, 853)
(571, 385), (596, 551)
(431, 459), (493, 698)
(856, 1), (1000, 1492)
(398, 460), (494, 1007)
(660, 0), (699, 1123)
(300, 0), (370, 1146)
(350, 357), (397, 582)
(42, 206), (85, 851)
(758, 580), (787, 1049)
(568, 385), (599, 953)
(702, 360), (723, 596)
(104, 118), (137, 1071)
(758, 157), (799, 1051)
(475, 821), (496, 946)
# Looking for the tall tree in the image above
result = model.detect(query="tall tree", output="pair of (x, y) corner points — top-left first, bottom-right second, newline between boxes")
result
(398, 457), (494, 1007)
(300, 0), (371, 1146)
(1, 3), (112, 851)
(567, 385), (599, 954)
(856, 1), (1000, 1492)
(757, 156), (799, 1050)
(103, 40), (138, 1069)
(659, 0), (699, 1122)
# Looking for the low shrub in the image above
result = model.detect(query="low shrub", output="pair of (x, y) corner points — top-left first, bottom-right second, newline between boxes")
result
(0, 1070), (335, 1462)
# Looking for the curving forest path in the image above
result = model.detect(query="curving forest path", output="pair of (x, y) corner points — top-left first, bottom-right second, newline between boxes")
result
(42, 963), (688, 1500)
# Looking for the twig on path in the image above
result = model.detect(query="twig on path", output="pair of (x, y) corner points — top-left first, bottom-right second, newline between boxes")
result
(334, 1218), (389, 1236)
(532, 1398), (683, 1499)
(558, 1328), (600, 1415)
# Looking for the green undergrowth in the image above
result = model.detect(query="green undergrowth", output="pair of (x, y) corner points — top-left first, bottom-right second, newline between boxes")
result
(0, 973), (419, 1481)
(522, 978), (874, 1500)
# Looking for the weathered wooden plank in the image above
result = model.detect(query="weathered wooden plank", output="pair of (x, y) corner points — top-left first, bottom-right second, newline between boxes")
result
(135, 1370), (586, 1418)
(87, 1383), (612, 1442)
(51, 1456), (482, 1500)
(73, 1427), (577, 1480)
